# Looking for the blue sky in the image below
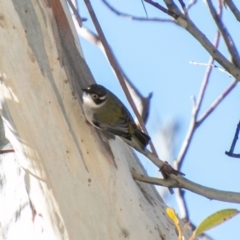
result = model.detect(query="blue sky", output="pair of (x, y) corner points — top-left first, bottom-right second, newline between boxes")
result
(76, 0), (240, 239)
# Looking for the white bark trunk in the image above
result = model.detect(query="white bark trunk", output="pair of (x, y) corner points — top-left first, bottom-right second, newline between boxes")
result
(0, 0), (191, 239)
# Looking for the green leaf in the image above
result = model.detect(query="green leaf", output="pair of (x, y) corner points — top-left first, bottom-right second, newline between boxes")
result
(194, 209), (239, 237)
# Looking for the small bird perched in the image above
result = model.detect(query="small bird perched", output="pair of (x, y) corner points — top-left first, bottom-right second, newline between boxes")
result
(82, 84), (151, 151)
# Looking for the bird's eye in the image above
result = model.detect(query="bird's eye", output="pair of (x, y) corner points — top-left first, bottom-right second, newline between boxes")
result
(91, 94), (98, 99)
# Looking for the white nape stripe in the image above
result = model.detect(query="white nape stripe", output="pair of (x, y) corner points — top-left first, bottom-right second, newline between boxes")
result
(99, 95), (107, 100)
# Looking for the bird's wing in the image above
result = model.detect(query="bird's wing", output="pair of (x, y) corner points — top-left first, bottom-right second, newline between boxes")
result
(92, 104), (133, 140)
(92, 116), (132, 140)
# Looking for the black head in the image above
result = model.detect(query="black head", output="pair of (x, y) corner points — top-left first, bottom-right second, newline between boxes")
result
(82, 84), (108, 104)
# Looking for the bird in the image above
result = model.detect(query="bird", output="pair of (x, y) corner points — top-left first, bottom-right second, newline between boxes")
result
(82, 84), (151, 152)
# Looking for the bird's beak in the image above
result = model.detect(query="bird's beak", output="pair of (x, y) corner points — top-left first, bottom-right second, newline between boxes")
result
(82, 88), (89, 93)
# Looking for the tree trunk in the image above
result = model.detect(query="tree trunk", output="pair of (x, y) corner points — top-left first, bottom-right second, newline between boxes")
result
(0, 0), (191, 239)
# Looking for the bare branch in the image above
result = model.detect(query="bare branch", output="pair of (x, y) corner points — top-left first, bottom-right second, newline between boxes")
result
(101, 0), (177, 24)
(186, 22), (240, 79)
(176, 32), (221, 168)
(131, 170), (177, 187)
(187, 0), (198, 11)
(224, 0), (240, 22)
(123, 75), (153, 124)
(177, 0), (188, 15)
(225, 153), (240, 158)
(132, 171), (240, 203)
(174, 31), (236, 228)
(77, 26), (101, 46)
(163, 0), (182, 13)
(0, 149), (15, 154)
(69, 1), (102, 47)
(195, 34), (221, 117)
(225, 121), (240, 157)
(143, 0), (240, 80)
(176, 188), (188, 221)
(144, 0), (180, 19)
(172, 174), (240, 203)
(207, 0), (240, 67)
(67, 0), (87, 26)
(190, 61), (233, 77)
(176, 45), (237, 170)
(198, 79), (238, 125)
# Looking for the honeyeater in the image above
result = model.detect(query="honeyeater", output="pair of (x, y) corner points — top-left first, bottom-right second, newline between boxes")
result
(82, 84), (150, 151)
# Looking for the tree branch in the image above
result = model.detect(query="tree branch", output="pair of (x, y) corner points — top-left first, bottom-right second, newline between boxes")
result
(184, 22), (240, 80)
(225, 121), (240, 158)
(144, 0), (180, 19)
(225, 153), (240, 158)
(132, 171), (240, 204)
(177, 0), (188, 15)
(131, 170), (177, 187)
(190, 61), (233, 77)
(101, 0), (177, 24)
(67, 0), (87, 26)
(187, 0), (198, 11)
(143, 0), (240, 80)
(197, 79), (238, 125)
(176, 31), (221, 168)
(207, 0), (240, 67)
(224, 0), (240, 22)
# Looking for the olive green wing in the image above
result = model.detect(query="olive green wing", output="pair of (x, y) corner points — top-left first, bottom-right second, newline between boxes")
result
(92, 102), (133, 140)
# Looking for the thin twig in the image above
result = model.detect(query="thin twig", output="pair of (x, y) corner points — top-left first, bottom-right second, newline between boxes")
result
(69, 1), (102, 47)
(176, 31), (221, 168)
(185, 19), (240, 79)
(67, 0), (87, 26)
(144, 0), (180, 19)
(140, 0), (148, 18)
(195, 36), (219, 116)
(186, 0), (198, 11)
(101, 0), (177, 24)
(122, 72), (153, 124)
(225, 121), (240, 157)
(0, 149), (14, 154)
(197, 79), (238, 125)
(178, 0), (188, 15)
(83, 0), (158, 157)
(207, 0), (240, 67)
(225, 153), (240, 158)
(163, 0), (185, 17)
(228, 121), (240, 153)
(176, 188), (188, 221)
(190, 61), (233, 77)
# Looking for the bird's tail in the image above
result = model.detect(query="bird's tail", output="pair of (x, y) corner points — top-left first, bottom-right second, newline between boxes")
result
(134, 129), (151, 150)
